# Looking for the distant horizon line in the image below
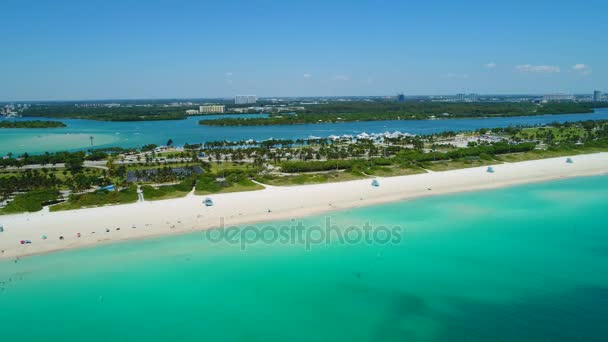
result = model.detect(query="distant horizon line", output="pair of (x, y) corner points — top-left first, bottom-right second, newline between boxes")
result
(1, 92), (605, 103)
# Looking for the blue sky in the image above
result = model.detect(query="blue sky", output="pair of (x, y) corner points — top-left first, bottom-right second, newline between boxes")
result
(1, 0), (606, 100)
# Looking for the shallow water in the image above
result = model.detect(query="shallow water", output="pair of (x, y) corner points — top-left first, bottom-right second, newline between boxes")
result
(2, 108), (608, 154)
(1, 176), (607, 341)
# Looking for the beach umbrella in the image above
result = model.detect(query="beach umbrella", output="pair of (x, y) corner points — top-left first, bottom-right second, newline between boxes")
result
(487, 166), (495, 173)
(41, 235), (47, 240)
(566, 157), (573, 164)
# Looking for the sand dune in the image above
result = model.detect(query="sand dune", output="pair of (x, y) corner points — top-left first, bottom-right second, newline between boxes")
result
(1, 153), (607, 259)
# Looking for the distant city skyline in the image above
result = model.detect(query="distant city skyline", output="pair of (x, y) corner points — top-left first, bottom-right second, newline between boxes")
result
(0, 0), (606, 101)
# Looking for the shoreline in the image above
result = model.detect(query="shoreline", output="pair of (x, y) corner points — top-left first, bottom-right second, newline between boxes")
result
(1, 153), (608, 260)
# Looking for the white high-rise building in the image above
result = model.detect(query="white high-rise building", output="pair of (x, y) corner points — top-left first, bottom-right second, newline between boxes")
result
(199, 105), (225, 114)
(235, 95), (257, 105)
(593, 90), (603, 102)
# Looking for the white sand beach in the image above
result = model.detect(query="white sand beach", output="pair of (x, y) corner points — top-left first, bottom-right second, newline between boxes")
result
(1, 153), (607, 259)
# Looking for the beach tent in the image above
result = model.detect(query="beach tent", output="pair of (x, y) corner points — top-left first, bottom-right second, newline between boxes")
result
(566, 158), (573, 164)
(0, 224), (4, 233)
(203, 198), (214, 207)
(486, 166), (495, 173)
(371, 179), (380, 187)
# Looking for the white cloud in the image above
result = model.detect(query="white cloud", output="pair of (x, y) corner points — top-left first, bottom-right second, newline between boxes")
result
(572, 64), (591, 75)
(303, 73), (312, 78)
(442, 73), (469, 79)
(224, 72), (234, 85)
(332, 75), (350, 81)
(515, 64), (560, 73)
(485, 62), (497, 68)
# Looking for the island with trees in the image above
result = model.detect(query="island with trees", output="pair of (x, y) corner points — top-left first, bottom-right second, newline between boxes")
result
(201, 102), (608, 126)
(0, 120), (66, 128)
(14, 100), (608, 124)
(21, 105), (188, 121)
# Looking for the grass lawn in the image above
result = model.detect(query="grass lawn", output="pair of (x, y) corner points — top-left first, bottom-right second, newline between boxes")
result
(194, 178), (264, 195)
(0, 167), (103, 182)
(210, 162), (260, 174)
(51, 186), (138, 211)
(0, 189), (61, 215)
(516, 127), (587, 143)
(125, 162), (202, 171)
(141, 185), (190, 200)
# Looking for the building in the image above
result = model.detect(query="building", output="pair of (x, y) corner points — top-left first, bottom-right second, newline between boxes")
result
(456, 93), (466, 101)
(468, 93), (479, 102)
(185, 109), (199, 115)
(543, 94), (574, 101)
(594, 90), (603, 102)
(199, 105), (225, 114)
(396, 93), (406, 102)
(235, 95), (257, 105)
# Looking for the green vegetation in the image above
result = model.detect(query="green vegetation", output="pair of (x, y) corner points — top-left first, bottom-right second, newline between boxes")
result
(17, 101), (608, 124)
(201, 102), (608, 126)
(0, 149), (127, 168)
(397, 142), (537, 163)
(141, 178), (196, 200)
(0, 120), (66, 128)
(421, 158), (498, 172)
(0, 189), (60, 214)
(363, 164), (426, 177)
(22, 105), (188, 121)
(255, 171), (366, 186)
(195, 172), (263, 195)
(280, 158), (392, 173)
(51, 186), (138, 211)
(515, 126), (587, 144)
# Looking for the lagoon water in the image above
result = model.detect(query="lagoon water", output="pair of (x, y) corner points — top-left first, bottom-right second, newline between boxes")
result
(1, 175), (607, 341)
(2, 108), (608, 155)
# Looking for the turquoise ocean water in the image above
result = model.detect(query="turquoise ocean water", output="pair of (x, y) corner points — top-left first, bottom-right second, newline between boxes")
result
(1, 175), (608, 341)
